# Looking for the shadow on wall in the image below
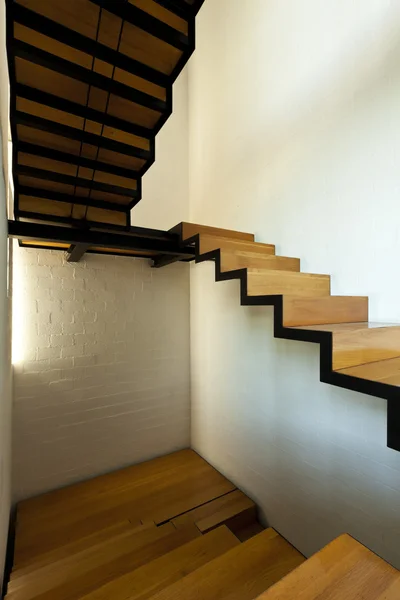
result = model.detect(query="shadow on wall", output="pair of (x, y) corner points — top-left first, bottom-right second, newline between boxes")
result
(12, 246), (191, 501)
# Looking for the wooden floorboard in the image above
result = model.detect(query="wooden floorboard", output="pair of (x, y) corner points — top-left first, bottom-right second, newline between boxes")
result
(14, 450), (236, 566)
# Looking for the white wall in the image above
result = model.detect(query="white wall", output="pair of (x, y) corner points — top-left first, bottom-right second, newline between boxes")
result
(13, 248), (190, 501)
(189, 0), (400, 567)
(0, 0), (12, 589)
(133, 68), (189, 230)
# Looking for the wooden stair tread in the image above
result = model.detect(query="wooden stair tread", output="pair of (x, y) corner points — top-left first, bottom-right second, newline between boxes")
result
(255, 534), (400, 600)
(11, 520), (147, 578)
(8, 523), (201, 600)
(172, 489), (256, 533)
(75, 526), (240, 600)
(14, 449), (236, 567)
(179, 222), (255, 243)
(198, 234), (275, 256)
(337, 356), (400, 386)
(281, 295), (369, 327)
(247, 270), (331, 298)
(290, 322), (400, 370)
(220, 252), (300, 273)
(147, 528), (305, 600)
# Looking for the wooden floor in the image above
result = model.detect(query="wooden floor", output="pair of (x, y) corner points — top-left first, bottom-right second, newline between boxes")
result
(6, 449), (400, 600)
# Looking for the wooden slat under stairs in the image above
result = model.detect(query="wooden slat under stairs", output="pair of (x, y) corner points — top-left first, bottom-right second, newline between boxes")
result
(6, 0), (204, 231)
(7, 450), (400, 600)
(174, 222), (400, 451)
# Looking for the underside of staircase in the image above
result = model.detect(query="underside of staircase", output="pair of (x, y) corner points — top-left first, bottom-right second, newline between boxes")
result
(5, 450), (400, 600)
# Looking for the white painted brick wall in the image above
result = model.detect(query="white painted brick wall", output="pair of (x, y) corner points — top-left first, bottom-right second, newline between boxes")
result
(13, 245), (190, 501)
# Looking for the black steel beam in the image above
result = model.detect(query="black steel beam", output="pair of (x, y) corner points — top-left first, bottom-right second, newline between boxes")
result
(67, 243), (91, 262)
(13, 40), (167, 114)
(18, 142), (137, 180)
(16, 84), (154, 141)
(18, 186), (129, 213)
(89, 0), (189, 51)
(12, 4), (169, 88)
(8, 220), (196, 257)
(15, 111), (151, 161)
(15, 165), (136, 198)
(15, 211), (130, 231)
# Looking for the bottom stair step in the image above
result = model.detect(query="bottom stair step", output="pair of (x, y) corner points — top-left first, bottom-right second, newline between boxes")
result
(255, 533), (400, 599)
(7, 523), (201, 600)
(148, 528), (305, 600)
(76, 525), (240, 600)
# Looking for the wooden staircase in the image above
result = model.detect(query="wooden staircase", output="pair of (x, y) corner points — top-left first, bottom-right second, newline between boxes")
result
(5, 450), (399, 600)
(173, 222), (400, 452)
(6, 0), (204, 260)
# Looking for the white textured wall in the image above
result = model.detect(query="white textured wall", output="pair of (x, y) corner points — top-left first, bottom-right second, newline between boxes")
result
(13, 248), (190, 501)
(132, 68), (189, 229)
(189, 0), (400, 567)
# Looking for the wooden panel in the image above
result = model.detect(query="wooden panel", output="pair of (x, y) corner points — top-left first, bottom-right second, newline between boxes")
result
(97, 147), (146, 172)
(180, 222), (255, 243)
(8, 524), (202, 600)
(107, 94), (161, 129)
(337, 357), (400, 386)
(247, 270), (331, 298)
(101, 126), (150, 151)
(18, 153), (78, 178)
(16, 0), (100, 40)
(198, 234), (275, 256)
(14, 23), (92, 69)
(17, 125), (82, 155)
(16, 98), (84, 130)
(114, 68), (166, 101)
(220, 251), (300, 273)
(120, 21), (182, 75)
(15, 58), (88, 105)
(85, 207), (127, 227)
(256, 534), (400, 600)
(148, 529), (305, 600)
(128, 0), (189, 34)
(14, 450), (236, 565)
(92, 170), (133, 190)
(20, 241), (69, 249)
(74, 527), (239, 600)
(19, 196), (72, 217)
(282, 296), (369, 327)
(172, 490), (256, 533)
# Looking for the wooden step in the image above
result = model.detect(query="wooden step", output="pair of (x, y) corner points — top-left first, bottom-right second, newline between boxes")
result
(247, 270), (331, 298)
(178, 222), (255, 243)
(290, 322), (400, 370)
(234, 521), (266, 542)
(172, 489), (256, 533)
(282, 295), (369, 327)
(15, 450), (236, 565)
(11, 520), (147, 578)
(255, 534), (400, 600)
(7, 523), (201, 600)
(220, 251), (300, 273)
(198, 234), (275, 257)
(147, 528), (305, 600)
(338, 356), (400, 385)
(75, 526), (240, 600)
